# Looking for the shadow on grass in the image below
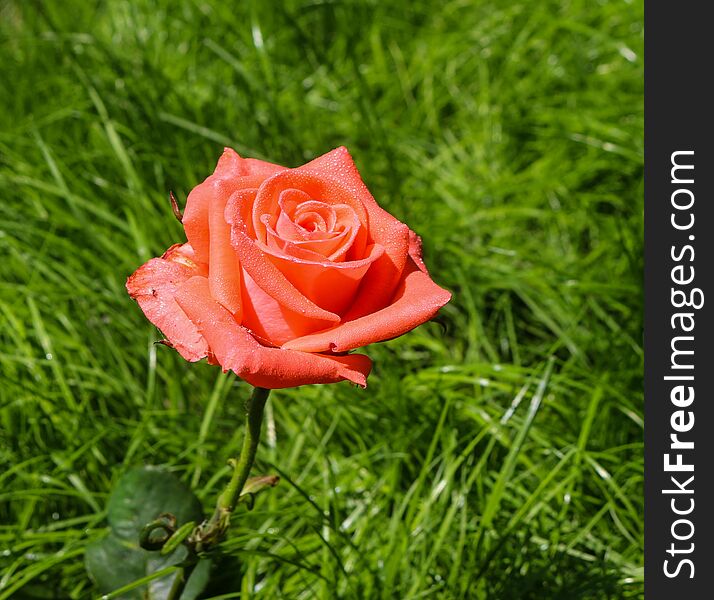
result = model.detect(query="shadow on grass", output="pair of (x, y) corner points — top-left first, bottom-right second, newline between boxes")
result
(483, 545), (637, 600)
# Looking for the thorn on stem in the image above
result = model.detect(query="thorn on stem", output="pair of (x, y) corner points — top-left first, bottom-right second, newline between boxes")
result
(170, 191), (183, 222)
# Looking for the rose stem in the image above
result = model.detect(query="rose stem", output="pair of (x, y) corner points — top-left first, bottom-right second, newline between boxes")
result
(167, 386), (271, 600)
(213, 386), (271, 521)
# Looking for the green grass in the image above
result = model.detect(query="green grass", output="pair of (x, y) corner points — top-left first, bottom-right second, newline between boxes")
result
(0, 0), (643, 598)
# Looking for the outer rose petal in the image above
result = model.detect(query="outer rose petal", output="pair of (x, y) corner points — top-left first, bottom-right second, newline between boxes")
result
(208, 179), (243, 318)
(407, 229), (429, 273)
(183, 148), (284, 264)
(282, 256), (451, 353)
(299, 147), (411, 317)
(126, 243), (209, 361)
(174, 276), (372, 389)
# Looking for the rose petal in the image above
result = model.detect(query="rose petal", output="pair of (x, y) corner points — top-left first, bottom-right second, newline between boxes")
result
(241, 268), (332, 347)
(407, 229), (430, 273)
(208, 178), (243, 318)
(325, 204), (363, 261)
(251, 169), (369, 245)
(226, 193), (342, 327)
(290, 200), (335, 233)
(282, 256), (451, 353)
(259, 242), (385, 315)
(275, 190), (328, 236)
(126, 243), (209, 361)
(300, 147), (411, 316)
(224, 188), (260, 237)
(267, 214), (355, 261)
(162, 242), (208, 274)
(174, 276), (372, 388)
(183, 148), (284, 264)
(230, 247), (343, 322)
(265, 228), (345, 261)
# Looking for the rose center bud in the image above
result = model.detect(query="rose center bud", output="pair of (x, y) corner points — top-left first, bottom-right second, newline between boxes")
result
(295, 211), (327, 232)
(260, 189), (362, 263)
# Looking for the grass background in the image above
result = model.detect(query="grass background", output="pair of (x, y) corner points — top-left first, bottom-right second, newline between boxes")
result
(0, 0), (643, 598)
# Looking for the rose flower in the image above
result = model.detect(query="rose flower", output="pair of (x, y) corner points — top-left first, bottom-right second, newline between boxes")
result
(127, 147), (451, 389)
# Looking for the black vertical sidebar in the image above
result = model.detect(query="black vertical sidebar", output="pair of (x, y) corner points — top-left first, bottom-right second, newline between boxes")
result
(645, 2), (713, 598)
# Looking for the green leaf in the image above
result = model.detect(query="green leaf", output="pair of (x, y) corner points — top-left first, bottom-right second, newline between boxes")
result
(107, 466), (203, 541)
(85, 466), (210, 599)
(85, 535), (146, 597)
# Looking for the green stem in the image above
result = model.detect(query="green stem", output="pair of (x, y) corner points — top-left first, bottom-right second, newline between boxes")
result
(207, 386), (271, 532)
(165, 386), (270, 600)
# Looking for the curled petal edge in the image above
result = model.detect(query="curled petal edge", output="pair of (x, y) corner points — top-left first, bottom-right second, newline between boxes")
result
(174, 275), (372, 389)
(282, 255), (451, 354)
(126, 243), (209, 362)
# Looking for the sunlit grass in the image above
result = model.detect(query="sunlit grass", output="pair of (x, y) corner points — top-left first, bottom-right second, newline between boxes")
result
(0, 0), (643, 597)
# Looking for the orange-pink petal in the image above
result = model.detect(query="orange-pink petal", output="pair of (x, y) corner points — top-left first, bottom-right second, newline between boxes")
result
(259, 242), (384, 315)
(299, 147), (411, 317)
(251, 169), (369, 244)
(208, 180), (243, 318)
(240, 268), (331, 347)
(174, 276), (372, 388)
(125, 243), (209, 361)
(226, 191), (342, 327)
(183, 148), (284, 264)
(282, 256), (451, 353)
